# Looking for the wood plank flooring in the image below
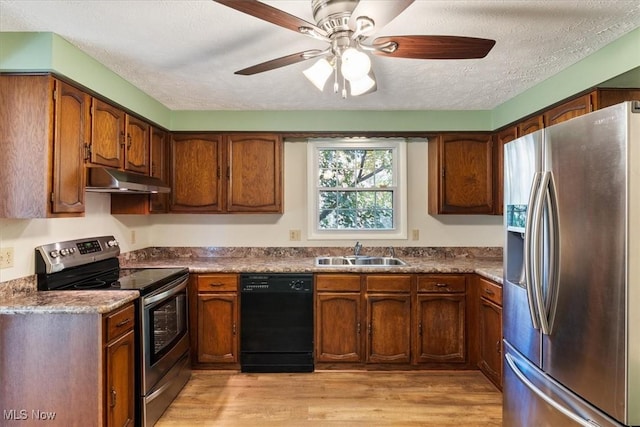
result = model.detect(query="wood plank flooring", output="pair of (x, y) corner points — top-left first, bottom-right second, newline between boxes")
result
(156, 370), (502, 426)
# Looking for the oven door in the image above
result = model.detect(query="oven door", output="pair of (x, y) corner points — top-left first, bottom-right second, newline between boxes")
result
(141, 275), (190, 393)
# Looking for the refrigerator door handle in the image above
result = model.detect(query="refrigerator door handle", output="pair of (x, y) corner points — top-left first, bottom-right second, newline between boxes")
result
(542, 174), (560, 335)
(534, 171), (552, 335)
(505, 353), (603, 427)
(524, 172), (543, 329)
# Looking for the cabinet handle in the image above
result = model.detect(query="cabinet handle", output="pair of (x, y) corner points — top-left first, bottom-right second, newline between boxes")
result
(435, 283), (448, 288)
(357, 322), (361, 334)
(120, 131), (125, 148)
(484, 288), (495, 296)
(496, 340), (501, 353)
(419, 323), (423, 336)
(110, 387), (117, 408)
(127, 134), (132, 150)
(209, 283), (224, 287)
(368, 324), (372, 336)
(116, 318), (131, 327)
(233, 323), (237, 335)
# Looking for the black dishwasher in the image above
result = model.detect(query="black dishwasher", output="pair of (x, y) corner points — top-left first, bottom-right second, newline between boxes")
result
(240, 273), (314, 373)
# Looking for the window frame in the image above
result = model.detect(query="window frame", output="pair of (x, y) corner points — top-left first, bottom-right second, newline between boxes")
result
(307, 138), (407, 240)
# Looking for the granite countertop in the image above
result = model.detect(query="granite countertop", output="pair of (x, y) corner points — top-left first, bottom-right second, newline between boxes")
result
(121, 257), (504, 284)
(0, 248), (503, 314)
(0, 290), (139, 314)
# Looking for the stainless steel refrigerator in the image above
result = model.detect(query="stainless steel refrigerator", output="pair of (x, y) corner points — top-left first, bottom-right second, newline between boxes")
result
(503, 101), (640, 427)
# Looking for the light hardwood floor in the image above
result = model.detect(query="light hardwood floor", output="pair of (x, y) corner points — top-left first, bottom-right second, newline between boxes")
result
(156, 370), (502, 426)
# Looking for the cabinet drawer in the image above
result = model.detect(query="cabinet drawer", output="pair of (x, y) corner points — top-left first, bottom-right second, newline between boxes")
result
(478, 277), (502, 306)
(316, 274), (361, 292)
(365, 275), (411, 292)
(197, 274), (238, 292)
(106, 304), (135, 342)
(417, 275), (466, 293)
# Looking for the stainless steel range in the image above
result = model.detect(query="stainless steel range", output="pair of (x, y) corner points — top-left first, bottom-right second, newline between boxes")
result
(35, 236), (191, 427)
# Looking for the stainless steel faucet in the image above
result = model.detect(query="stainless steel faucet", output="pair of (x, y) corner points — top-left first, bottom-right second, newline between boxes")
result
(387, 246), (395, 258)
(354, 241), (363, 256)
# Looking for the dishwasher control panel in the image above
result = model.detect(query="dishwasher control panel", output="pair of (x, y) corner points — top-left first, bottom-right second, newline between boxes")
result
(240, 274), (313, 293)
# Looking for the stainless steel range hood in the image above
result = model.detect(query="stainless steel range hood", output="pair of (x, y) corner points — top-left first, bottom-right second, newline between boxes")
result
(86, 167), (170, 194)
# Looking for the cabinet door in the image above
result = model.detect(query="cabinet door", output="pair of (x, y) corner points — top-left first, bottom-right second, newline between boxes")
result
(415, 294), (466, 364)
(366, 294), (411, 363)
(52, 79), (89, 214)
(150, 127), (169, 213)
(316, 293), (362, 362)
(428, 133), (494, 214)
(106, 329), (135, 427)
(171, 134), (223, 212)
(544, 94), (593, 126)
(493, 126), (518, 216)
(479, 298), (502, 388)
(197, 293), (238, 363)
(226, 134), (283, 213)
(517, 115), (544, 136)
(124, 115), (149, 174)
(91, 98), (125, 168)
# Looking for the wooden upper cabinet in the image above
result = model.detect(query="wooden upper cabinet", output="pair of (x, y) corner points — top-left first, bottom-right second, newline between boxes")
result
(544, 93), (593, 126)
(493, 126), (518, 216)
(517, 115), (544, 136)
(428, 133), (494, 215)
(0, 75), (87, 218)
(226, 134), (283, 213)
(91, 98), (126, 168)
(149, 127), (169, 213)
(593, 88), (640, 109)
(124, 115), (149, 174)
(171, 133), (224, 212)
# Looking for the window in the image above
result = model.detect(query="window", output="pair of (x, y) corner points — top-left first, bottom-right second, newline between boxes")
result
(307, 138), (407, 239)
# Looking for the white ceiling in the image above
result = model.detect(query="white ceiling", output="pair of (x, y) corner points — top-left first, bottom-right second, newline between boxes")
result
(1, 0), (639, 111)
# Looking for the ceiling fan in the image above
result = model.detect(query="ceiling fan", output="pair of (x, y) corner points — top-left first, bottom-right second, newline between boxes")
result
(213, 0), (496, 98)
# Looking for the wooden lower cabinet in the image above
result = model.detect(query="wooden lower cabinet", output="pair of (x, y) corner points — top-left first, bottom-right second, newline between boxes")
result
(364, 275), (412, 364)
(315, 274), (362, 363)
(477, 277), (503, 389)
(415, 275), (467, 364)
(192, 274), (239, 366)
(104, 304), (136, 427)
(0, 302), (136, 426)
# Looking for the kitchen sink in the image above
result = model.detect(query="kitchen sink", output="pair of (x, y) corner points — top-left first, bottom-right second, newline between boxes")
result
(315, 256), (408, 267)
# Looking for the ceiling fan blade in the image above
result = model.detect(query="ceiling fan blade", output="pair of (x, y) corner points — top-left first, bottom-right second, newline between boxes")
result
(213, 0), (327, 39)
(349, 0), (414, 33)
(235, 50), (325, 75)
(371, 35), (496, 59)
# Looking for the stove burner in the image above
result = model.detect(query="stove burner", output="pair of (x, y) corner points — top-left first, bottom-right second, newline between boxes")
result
(73, 279), (119, 290)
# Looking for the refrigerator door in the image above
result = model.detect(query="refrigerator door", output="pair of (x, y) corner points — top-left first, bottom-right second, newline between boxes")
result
(503, 131), (543, 366)
(542, 104), (628, 423)
(503, 341), (624, 427)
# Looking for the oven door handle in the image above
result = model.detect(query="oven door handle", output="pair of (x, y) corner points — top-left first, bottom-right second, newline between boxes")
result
(144, 278), (188, 306)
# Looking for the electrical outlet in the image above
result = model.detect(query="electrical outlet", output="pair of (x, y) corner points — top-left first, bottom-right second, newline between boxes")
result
(130, 230), (137, 244)
(289, 229), (301, 241)
(0, 247), (15, 269)
(411, 229), (420, 241)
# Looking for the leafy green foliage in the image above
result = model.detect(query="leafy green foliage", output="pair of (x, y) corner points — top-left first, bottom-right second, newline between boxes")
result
(317, 148), (394, 230)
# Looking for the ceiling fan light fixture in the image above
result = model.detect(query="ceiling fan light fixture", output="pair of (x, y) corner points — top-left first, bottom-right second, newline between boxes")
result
(349, 71), (376, 96)
(303, 58), (334, 91)
(340, 47), (371, 82)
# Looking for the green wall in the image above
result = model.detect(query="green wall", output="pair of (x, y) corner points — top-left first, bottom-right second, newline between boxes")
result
(1, 29), (639, 132)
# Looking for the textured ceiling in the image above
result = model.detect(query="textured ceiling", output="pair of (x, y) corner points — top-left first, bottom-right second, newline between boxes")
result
(1, 0), (639, 111)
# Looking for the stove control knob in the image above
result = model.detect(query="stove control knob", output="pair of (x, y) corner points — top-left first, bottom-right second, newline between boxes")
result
(60, 248), (70, 256)
(69, 247), (77, 254)
(107, 240), (119, 247)
(50, 250), (59, 258)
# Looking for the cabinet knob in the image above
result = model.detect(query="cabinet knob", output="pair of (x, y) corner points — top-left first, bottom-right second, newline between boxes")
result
(110, 387), (117, 408)
(495, 340), (501, 353)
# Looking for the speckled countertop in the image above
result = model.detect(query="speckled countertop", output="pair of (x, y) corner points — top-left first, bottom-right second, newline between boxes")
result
(0, 290), (139, 314)
(0, 246), (503, 314)
(121, 256), (504, 284)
